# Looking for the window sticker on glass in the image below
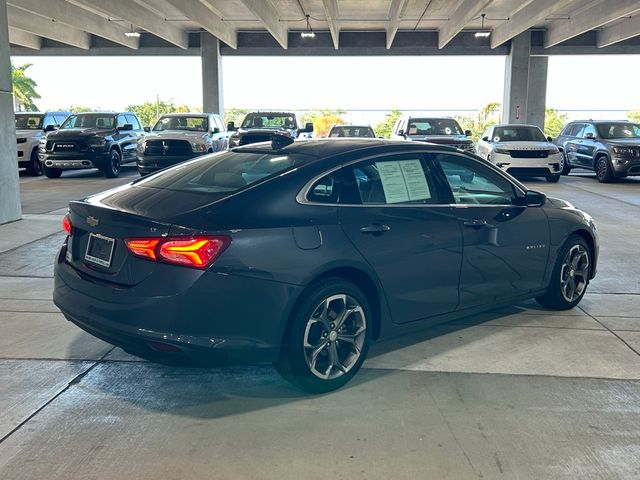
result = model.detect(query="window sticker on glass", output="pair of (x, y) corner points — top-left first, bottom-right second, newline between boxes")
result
(375, 159), (431, 204)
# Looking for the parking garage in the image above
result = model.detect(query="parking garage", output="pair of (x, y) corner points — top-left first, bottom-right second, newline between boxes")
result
(2, 1), (640, 478)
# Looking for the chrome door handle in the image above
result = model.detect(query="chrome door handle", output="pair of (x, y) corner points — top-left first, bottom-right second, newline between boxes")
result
(463, 219), (488, 229)
(360, 224), (391, 234)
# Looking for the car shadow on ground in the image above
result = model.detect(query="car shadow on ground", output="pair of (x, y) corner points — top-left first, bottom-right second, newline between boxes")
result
(66, 301), (558, 419)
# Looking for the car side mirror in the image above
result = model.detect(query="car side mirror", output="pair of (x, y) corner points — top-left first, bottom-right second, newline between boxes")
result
(227, 121), (236, 131)
(398, 129), (405, 137)
(546, 136), (553, 142)
(144, 126), (151, 133)
(584, 132), (595, 139)
(303, 122), (314, 133)
(119, 124), (133, 131)
(465, 129), (472, 136)
(521, 190), (547, 207)
(212, 127), (220, 134)
(44, 125), (57, 132)
(482, 136), (489, 142)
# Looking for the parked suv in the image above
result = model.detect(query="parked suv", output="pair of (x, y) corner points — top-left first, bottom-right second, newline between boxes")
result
(39, 112), (145, 178)
(554, 120), (640, 182)
(391, 116), (475, 152)
(477, 124), (562, 182)
(328, 125), (376, 138)
(15, 111), (70, 176)
(227, 111), (313, 147)
(136, 113), (227, 175)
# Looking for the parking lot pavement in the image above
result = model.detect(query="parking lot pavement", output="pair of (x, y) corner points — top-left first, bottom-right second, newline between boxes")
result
(0, 169), (639, 479)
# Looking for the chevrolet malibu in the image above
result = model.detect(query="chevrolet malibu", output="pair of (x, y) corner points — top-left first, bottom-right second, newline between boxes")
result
(54, 138), (598, 393)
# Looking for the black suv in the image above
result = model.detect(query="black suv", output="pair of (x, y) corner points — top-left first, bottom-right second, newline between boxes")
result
(554, 120), (640, 182)
(227, 111), (313, 147)
(39, 112), (145, 178)
(391, 116), (475, 152)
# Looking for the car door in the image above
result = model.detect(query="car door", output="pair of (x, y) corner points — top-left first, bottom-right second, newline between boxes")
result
(212, 115), (226, 151)
(578, 123), (598, 168)
(337, 152), (463, 324)
(431, 152), (550, 309)
(115, 114), (134, 161)
(477, 126), (493, 158)
(564, 123), (584, 167)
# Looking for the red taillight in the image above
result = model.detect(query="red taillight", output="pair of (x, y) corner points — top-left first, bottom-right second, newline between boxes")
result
(126, 236), (230, 269)
(62, 215), (72, 236)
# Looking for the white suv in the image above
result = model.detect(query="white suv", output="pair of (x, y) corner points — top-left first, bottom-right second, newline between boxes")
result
(477, 124), (562, 183)
(15, 111), (70, 176)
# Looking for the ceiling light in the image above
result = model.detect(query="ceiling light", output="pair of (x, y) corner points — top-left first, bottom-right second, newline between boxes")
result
(300, 14), (315, 39)
(125, 24), (140, 38)
(474, 13), (490, 38)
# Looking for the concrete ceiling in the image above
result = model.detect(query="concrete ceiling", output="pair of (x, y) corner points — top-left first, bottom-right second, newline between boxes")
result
(6, 0), (640, 53)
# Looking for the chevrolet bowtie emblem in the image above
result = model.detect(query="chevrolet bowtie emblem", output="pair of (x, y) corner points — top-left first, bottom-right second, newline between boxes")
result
(86, 216), (99, 227)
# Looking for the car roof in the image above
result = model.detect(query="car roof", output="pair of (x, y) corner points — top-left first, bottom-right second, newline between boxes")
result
(331, 125), (373, 128)
(160, 113), (208, 117)
(246, 111), (296, 116)
(492, 124), (541, 129)
(570, 119), (635, 124)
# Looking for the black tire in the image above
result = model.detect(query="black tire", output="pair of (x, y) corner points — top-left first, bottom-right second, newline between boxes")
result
(103, 149), (121, 178)
(546, 173), (561, 183)
(26, 148), (43, 176)
(595, 155), (613, 183)
(275, 278), (372, 393)
(43, 165), (62, 178)
(560, 150), (571, 175)
(536, 234), (591, 310)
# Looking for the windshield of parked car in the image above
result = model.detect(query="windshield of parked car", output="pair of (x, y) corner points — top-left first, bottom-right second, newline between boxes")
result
(406, 118), (463, 136)
(60, 114), (116, 129)
(596, 122), (640, 139)
(15, 114), (43, 130)
(492, 126), (547, 143)
(153, 116), (209, 132)
(241, 113), (296, 129)
(329, 126), (375, 138)
(136, 151), (306, 194)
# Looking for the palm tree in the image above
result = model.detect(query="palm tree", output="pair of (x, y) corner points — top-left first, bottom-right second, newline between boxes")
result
(11, 62), (40, 111)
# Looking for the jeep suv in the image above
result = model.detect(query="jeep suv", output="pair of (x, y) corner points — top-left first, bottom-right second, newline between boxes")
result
(15, 111), (70, 176)
(391, 116), (475, 152)
(136, 113), (228, 175)
(227, 111), (313, 147)
(39, 112), (145, 178)
(554, 120), (640, 183)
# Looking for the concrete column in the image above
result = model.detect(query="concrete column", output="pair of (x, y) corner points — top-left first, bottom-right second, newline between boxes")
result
(526, 56), (548, 130)
(0, 0), (22, 224)
(201, 32), (223, 115)
(502, 31), (531, 125)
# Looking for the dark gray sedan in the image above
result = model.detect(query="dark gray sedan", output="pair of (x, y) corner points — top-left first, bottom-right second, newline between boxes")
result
(54, 138), (598, 392)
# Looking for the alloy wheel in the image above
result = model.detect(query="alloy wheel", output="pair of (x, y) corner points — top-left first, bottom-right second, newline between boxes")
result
(303, 294), (367, 380)
(596, 157), (609, 182)
(559, 244), (590, 303)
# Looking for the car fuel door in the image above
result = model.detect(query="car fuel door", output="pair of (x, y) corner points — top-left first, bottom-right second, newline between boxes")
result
(337, 154), (462, 324)
(432, 152), (551, 309)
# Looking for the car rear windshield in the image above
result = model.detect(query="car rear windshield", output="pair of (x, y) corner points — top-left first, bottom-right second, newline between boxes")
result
(153, 116), (208, 132)
(407, 118), (463, 136)
(61, 114), (116, 129)
(596, 122), (640, 139)
(15, 114), (43, 130)
(493, 126), (546, 142)
(136, 151), (304, 194)
(241, 113), (296, 129)
(329, 126), (375, 138)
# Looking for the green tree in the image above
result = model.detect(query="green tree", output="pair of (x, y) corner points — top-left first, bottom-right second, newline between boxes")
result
(126, 98), (193, 127)
(544, 108), (568, 138)
(301, 109), (346, 137)
(11, 62), (40, 111)
(224, 108), (249, 128)
(627, 110), (640, 123)
(374, 109), (401, 138)
(456, 102), (501, 141)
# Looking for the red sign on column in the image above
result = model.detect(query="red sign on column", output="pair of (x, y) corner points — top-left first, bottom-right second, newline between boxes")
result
(516, 105), (520, 120)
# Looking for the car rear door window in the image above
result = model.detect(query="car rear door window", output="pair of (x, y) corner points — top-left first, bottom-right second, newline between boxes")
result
(342, 155), (438, 205)
(306, 173), (340, 204)
(434, 153), (518, 205)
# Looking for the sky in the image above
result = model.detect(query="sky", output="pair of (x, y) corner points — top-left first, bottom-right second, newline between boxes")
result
(11, 54), (640, 122)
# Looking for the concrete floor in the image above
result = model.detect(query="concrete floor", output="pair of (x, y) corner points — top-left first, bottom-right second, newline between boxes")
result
(1, 166), (640, 479)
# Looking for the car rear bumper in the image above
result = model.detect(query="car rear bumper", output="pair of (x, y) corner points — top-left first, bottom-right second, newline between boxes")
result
(53, 244), (301, 365)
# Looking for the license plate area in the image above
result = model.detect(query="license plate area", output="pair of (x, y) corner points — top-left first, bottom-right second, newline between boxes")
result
(84, 233), (115, 268)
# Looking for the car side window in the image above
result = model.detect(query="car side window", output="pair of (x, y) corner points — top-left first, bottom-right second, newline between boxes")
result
(342, 155), (438, 205)
(434, 153), (518, 206)
(54, 114), (67, 125)
(42, 115), (56, 129)
(582, 124), (596, 139)
(307, 172), (340, 204)
(125, 114), (141, 130)
(214, 116), (224, 132)
(570, 123), (585, 137)
(116, 114), (127, 128)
